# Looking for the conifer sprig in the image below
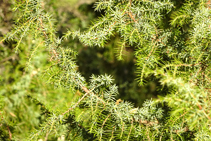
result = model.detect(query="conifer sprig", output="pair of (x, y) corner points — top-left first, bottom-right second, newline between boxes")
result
(1, 0), (211, 140)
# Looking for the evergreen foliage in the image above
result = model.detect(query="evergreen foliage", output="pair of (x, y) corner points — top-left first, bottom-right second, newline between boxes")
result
(0, 0), (211, 140)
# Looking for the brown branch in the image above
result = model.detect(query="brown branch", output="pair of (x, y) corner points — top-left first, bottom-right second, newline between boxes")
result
(39, 17), (48, 39)
(7, 126), (12, 140)
(138, 119), (159, 126)
(82, 86), (105, 106)
(62, 89), (90, 115)
(189, 92), (211, 120)
(145, 39), (156, 61)
(101, 114), (111, 129)
(127, 11), (138, 23)
(62, 85), (105, 115)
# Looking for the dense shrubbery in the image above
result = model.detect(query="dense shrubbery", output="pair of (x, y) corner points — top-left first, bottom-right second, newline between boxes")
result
(0, 0), (211, 140)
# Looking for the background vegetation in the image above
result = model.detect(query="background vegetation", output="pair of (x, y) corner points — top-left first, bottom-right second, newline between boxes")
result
(0, 0), (211, 140)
